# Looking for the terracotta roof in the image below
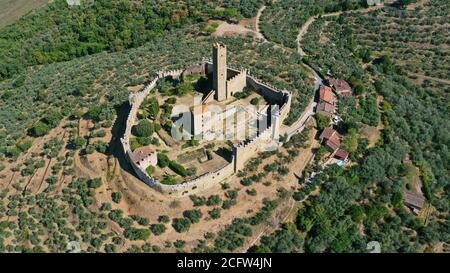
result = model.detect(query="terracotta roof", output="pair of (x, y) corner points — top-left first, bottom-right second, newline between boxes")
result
(319, 85), (334, 104)
(326, 135), (341, 151)
(320, 127), (335, 140)
(317, 101), (335, 114)
(335, 149), (348, 160)
(329, 78), (352, 95)
(320, 127), (342, 151)
(129, 146), (154, 164)
(404, 190), (425, 209)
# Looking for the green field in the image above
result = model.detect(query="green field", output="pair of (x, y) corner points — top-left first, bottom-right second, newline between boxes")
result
(0, 0), (49, 29)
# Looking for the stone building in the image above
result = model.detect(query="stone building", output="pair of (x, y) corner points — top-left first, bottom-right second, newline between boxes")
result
(213, 42), (228, 101)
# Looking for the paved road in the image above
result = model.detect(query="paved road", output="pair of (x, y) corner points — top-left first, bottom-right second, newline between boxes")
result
(282, 100), (317, 141)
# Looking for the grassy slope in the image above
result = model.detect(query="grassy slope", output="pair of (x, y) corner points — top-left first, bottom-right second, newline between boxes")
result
(0, 0), (49, 29)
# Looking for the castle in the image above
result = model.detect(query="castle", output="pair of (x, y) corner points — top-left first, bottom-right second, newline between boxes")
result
(121, 43), (293, 197)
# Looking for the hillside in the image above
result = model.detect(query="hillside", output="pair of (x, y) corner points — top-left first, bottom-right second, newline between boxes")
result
(0, 0), (448, 254)
(0, 0), (49, 29)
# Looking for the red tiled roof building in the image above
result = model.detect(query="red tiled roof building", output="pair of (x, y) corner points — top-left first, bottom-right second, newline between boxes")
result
(319, 85), (335, 105)
(329, 78), (352, 97)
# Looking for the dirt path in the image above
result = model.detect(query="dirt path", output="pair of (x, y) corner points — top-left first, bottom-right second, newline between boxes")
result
(408, 72), (450, 85)
(296, 3), (390, 56)
(296, 16), (316, 56)
(254, 6), (267, 41)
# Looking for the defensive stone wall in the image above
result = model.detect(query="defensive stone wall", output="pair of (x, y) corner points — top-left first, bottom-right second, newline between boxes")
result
(121, 67), (238, 197)
(233, 126), (273, 171)
(121, 61), (294, 196)
(226, 69), (247, 97)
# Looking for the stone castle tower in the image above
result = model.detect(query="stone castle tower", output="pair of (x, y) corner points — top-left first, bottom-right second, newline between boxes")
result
(212, 42), (227, 101)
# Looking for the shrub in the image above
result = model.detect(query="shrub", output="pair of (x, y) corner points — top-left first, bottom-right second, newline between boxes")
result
(108, 209), (123, 222)
(88, 178), (102, 189)
(165, 97), (177, 104)
(132, 120), (154, 137)
(168, 161), (187, 177)
(100, 203), (112, 211)
(157, 153), (170, 168)
(158, 215), (170, 223)
(161, 175), (177, 185)
(207, 195), (222, 206)
(183, 209), (203, 224)
(146, 165), (155, 176)
(111, 192), (122, 203)
(172, 218), (191, 233)
(151, 224), (166, 235)
(246, 189), (257, 196)
(250, 97), (260, 105)
(209, 208), (221, 219)
(29, 121), (49, 137)
(174, 240), (186, 249)
(72, 137), (87, 150)
(190, 195), (207, 206)
(226, 190), (238, 200)
(123, 228), (151, 241)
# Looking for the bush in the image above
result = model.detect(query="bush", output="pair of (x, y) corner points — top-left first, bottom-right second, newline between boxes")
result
(172, 218), (191, 233)
(29, 121), (49, 137)
(88, 178), (102, 189)
(111, 192), (122, 203)
(72, 137), (87, 150)
(146, 165), (155, 176)
(207, 195), (222, 206)
(132, 120), (154, 137)
(183, 209), (203, 224)
(174, 240), (186, 249)
(100, 203), (112, 211)
(161, 175), (177, 185)
(165, 97), (177, 104)
(168, 161), (187, 177)
(246, 189), (257, 196)
(157, 153), (170, 168)
(316, 113), (331, 131)
(108, 210), (123, 222)
(250, 97), (260, 105)
(209, 208), (221, 219)
(123, 228), (151, 241)
(190, 195), (207, 206)
(158, 215), (170, 223)
(151, 224), (166, 235)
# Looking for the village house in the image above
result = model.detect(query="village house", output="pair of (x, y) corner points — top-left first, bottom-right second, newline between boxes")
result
(128, 146), (157, 169)
(317, 101), (335, 117)
(319, 127), (343, 151)
(319, 85), (335, 105)
(329, 78), (352, 97)
(334, 149), (349, 161)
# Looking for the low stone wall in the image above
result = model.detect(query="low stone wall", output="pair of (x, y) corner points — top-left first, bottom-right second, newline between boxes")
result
(160, 159), (235, 197)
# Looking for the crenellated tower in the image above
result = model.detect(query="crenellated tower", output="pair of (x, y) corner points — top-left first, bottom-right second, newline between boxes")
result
(212, 42), (227, 101)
